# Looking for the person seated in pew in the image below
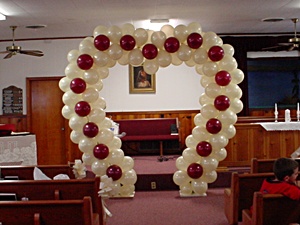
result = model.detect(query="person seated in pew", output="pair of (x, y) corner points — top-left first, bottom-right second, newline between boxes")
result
(259, 157), (300, 200)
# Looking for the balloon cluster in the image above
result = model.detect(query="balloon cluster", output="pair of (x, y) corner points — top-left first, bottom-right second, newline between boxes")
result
(59, 22), (244, 197)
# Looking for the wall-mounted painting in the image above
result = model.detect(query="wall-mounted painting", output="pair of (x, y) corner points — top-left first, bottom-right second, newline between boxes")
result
(129, 65), (156, 94)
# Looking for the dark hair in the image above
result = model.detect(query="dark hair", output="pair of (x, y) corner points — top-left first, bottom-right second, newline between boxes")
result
(273, 158), (298, 180)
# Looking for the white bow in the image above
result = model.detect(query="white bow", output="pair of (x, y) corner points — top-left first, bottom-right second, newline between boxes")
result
(98, 175), (113, 218)
(72, 159), (86, 179)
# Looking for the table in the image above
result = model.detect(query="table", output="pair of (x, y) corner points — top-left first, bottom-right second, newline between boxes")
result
(257, 122), (300, 131)
(0, 134), (37, 166)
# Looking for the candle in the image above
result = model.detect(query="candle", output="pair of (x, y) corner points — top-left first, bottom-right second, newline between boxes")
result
(275, 103), (277, 112)
(285, 109), (291, 122)
(297, 103), (299, 112)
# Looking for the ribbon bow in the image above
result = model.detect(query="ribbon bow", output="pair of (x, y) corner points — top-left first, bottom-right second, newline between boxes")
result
(72, 159), (86, 179)
(98, 175), (113, 218)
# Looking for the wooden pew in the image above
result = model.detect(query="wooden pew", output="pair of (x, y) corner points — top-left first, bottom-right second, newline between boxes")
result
(250, 158), (300, 173)
(242, 192), (300, 225)
(224, 172), (276, 225)
(0, 177), (104, 225)
(0, 164), (95, 180)
(0, 196), (99, 225)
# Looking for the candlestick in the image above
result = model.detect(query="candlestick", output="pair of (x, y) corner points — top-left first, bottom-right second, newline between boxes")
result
(297, 103), (300, 122)
(274, 103), (278, 122)
(275, 103), (277, 112)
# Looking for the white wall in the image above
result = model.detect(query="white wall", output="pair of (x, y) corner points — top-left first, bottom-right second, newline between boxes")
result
(0, 38), (204, 114)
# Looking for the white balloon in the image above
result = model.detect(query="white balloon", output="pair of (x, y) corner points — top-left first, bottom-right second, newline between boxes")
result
(218, 55), (238, 71)
(121, 23), (135, 35)
(83, 69), (99, 85)
(151, 31), (166, 49)
(230, 68), (245, 84)
(174, 24), (189, 43)
(161, 25), (174, 38)
(199, 93), (213, 106)
(107, 25), (122, 43)
(88, 108), (106, 123)
(62, 90), (82, 107)
(200, 104), (219, 119)
(157, 50), (172, 67)
(177, 44), (192, 61)
(192, 126), (211, 142)
(96, 128), (115, 145)
(209, 134), (229, 149)
(229, 98), (243, 114)
(217, 109), (238, 125)
(200, 75), (214, 88)
(79, 39), (96, 55)
(69, 115), (88, 131)
(120, 156), (134, 171)
(82, 152), (95, 165)
(59, 77), (71, 92)
(202, 61), (219, 77)
(91, 96), (106, 109)
(193, 113), (207, 127)
(93, 51), (109, 67)
(91, 159), (108, 176)
(205, 83), (222, 98)
(202, 32), (219, 50)
(182, 148), (201, 163)
(96, 67), (109, 79)
(221, 124), (236, 139)
(62, 105), (74, 119)
(107, 149), (125, 165)
(98, 117), (113, 129)
(109, 182), (121, 197)
(120, 184), (135, 196)
(179, 183), (193, 196)
(67, 49), (79, 63)
(120, 169), (137, 185)
(171, 53), (183, 66)
(79, 137), (97, 153)
(222, 44), (234, 56)
(65, 63), (83, 79)
(191, 180), (208, 195)
(107, 43), (123, 60)
(187, 22), (202, 34)
(199, 156), (219, 171)
(93, 25), (108, 37)
(70, 130), (84, 144)
(82, 87), (99, 103)
(133, 28), (148, 47)
(185, 135), (198, 149)
(176, 156), (190, 170)
(128, 48), (144, 66)
(173, 170), (191, 186)
(143, 59), (159, 74)
(193, 48), (208, 65)
(222, 83), (243, 99)
(200, 170), (217, 183)
(107, 136), (122, 150)
(212, 147), (227, 161)
(118, 51), (129, 65)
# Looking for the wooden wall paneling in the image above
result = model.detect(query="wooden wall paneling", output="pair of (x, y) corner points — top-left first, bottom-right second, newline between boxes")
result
(0, 115), (27, 131)
(265, 131), (282, 159)
(251, 126), (265, 159)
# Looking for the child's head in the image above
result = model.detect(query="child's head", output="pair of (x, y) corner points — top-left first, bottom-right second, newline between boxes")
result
(273, 157), (299, 182)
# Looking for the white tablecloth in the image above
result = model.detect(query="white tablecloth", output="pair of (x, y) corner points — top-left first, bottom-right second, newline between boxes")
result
(257, 122), (300, 131)
(0, 134), (37, 166)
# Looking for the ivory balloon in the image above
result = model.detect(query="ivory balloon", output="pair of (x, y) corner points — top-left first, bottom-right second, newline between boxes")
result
(62, 90), (82, 107)
(182, 148), (201, 163)
(121, 23), (135, 35)
(62, 105), (74, 119)
(199, 156), (219, 171)
(118, 51), (129, 65)
(93, 51), (109, 67)
(106, 58), (117, 68)
(195, 64), (204, 75)
(143, 59), (159, 74)
(200, 75), (214, 88)
(193, 113), (207, 127)
(157, 50), (172, 67)
(120, 169), (137, 185)
(161, 24), (174, 38)
(229, 98), (243, 114)
(109, 182), (121, 197)
(185, 135), (198, 149)
(128, 48), (144, 66)
(199, 93), (214, 106)
(67, 49), (79, 63)
(173, 170), (191, 186)
(96, 128), (114, 145)
(133, 28), (148, 47)
(205, 83), (222, 98)
(96, 67), (109, 79)
(69, 115), (88, 131)
(59, 77), (71, 92)
(222, 44), (234, 56)
(202, 32), (219, 50)
(171, 53), (183, 66)
(93, 25), (108, 37)
(107, 25), (122, 43)
(65, 63), (83, 79)
(212, 148), (227, 161)
(98, 117), (113, 129)
(218, 55), (238, 71)
(193, 48), (208, 65)
(91, 96), (106, 110)
(209, 134), (229, 149)
(107, 44), (123, 60)
(70, 130), (84, 144)
(191, 180), (208, 195)
(93, 80), (104, 92)
(82, 87), (99, 103)
(88, 108), (106, 123)
(222, 83), (243, 99)
(120, 156), (134, 171)
(176, 156), (190, 171)
(83, 69), (100, 85)
(185, 57), (196, 67)
(179, 183), (193, 196)
(120, 184), (135, 196)
(220, 124), (236, 139)
(79, 137), (97, 153)
(151, 31), (166, 49)
(200, 104), (219, 119)
(107, 149), (125, 165)
(174, 24), (189, 43)
(91, 159), (109, 176)
(79, 39), (96, 55)
(202, 61), (219, 77)
(200, 170), (217, 183)
(230, 68), (245, 84)
(187, 22), (202, 34)
(177, 44), (192, 61)
(218, 109), (238, 125)
(107, 136), (122, 150)
(192, 125), (211, 142)
(82, 152), (95, 165)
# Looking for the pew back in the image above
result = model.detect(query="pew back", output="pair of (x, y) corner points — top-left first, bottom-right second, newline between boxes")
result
(250, 157), (300, 173)
(0, 196), (98, 225)
(0, 177), (103, 225)
(224, 172), (276, 225)
(242, 192), (300, 225)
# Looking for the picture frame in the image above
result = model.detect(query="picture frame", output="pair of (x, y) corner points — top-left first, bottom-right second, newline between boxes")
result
(129, 65), (156, 94)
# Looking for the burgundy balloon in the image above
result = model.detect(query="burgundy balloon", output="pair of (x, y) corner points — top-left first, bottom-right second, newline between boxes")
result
(215, 70), (231, 86)
(120, 35), (136, 51)
(74, 101), (91, 117)
(77, 54), (94, 70)
(83, 122), (99, 138)
(208, 46), (224, 62)
(206, 118), (222, 134)
(187, 163), (203, 179)
(164, 37), (180, 53)
(106, 165), (122, 181)
(93, 144), (109, 160)
(187, 33), (203, 49)
(214, 95), (230, 111)
(70, 78), (86, 94)
(94, 35), (110, 51)
(142, 44), (158, 59)
(196, 141), (212, 157)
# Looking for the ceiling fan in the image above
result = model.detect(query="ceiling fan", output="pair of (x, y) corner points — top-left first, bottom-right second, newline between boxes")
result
(263, 18), (300, 51)
(0, 26), (44, 59)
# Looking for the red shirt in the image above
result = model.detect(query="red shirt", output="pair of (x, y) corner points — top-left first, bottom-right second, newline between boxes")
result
(260, 178), (300, 200)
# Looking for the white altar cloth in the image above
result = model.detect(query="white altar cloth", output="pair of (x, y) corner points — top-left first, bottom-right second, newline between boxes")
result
(0, 134), (37, 166)
(257, 122), (300, 131)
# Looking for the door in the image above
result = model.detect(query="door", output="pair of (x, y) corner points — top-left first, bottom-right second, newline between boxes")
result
(26, 77), (81, 165)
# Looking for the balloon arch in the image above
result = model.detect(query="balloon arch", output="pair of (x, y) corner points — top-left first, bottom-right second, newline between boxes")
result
(59, 22), (244, 197)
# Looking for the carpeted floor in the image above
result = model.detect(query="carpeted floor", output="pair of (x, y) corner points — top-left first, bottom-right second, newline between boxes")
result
(105, 188), (229, 225)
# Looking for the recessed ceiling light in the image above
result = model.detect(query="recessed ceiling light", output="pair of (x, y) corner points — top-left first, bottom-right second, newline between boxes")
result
(25, 24), (47, 29)
(261, 17), (284, 22)
(150, 19), (169, 23)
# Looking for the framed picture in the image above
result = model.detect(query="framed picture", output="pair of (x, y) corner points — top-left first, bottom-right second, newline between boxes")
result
(129, 65), (156, 94)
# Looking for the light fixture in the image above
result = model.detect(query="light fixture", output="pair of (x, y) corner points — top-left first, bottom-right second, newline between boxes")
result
(150, 19), (169, 24)
(0, 13), (6, 21)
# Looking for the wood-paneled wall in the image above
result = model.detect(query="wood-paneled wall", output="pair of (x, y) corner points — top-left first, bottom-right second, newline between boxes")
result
(1, 111), (300, 167)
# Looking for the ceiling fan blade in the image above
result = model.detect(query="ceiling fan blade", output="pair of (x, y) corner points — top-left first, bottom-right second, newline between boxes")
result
(278, 43), (293, 46)
(4, 52), (14, 59)
(19, 50), (44, 57)
(262, 45), (281, 51)
(0, 51), (10, 54)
